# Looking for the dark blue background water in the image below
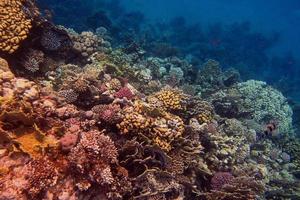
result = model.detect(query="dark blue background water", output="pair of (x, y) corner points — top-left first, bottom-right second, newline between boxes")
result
(123, 0), (300, 57)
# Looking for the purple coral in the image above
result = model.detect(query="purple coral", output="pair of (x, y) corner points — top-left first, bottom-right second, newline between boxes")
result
(114, 87), (134, 100)
(211, 172), (234, 190)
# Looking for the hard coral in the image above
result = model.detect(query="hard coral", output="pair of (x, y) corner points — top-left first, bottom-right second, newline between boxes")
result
(150, 87), (188, 112)
(118, 101), (184, 151)
(92, 104), (121, 124)
(203, 176), (265, 200)
(68, 130), (118, 186)
(25, 158), (59, 199)
(22, 49), (44, 73)
(114, 87), (134, 100)
(40, 26), (72, 51)
(211, 172), (234, 190)
(0, 0), (36, 53)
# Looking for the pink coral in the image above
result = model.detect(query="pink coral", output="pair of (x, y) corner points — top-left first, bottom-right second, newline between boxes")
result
(114, 87), (134, 100)
(25, 158), (59, 199)
(68, 130), (118, 186)
(100, 104), (121, 123)
(211, 172), (234, 190)
(60, 132), (79, 151)
(92, 104), (121, 124)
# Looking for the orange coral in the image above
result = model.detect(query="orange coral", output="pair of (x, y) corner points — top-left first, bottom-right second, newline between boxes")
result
(0, 0), (36, 53)
(14, 127), (58, 158)
(0, 99), (58, 158)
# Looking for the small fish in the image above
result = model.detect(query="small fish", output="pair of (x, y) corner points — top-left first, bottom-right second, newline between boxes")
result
(263, 120), (278, 137)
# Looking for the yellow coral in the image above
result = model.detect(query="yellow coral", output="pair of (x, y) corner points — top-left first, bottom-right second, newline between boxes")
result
(153, 137), (172, 152)
(151, 87), (188, 111)
(117, 101), (152, 135)
(118, 101), (185, 151)
(0, 0), (34, 53)
(197, 112), (213, 124)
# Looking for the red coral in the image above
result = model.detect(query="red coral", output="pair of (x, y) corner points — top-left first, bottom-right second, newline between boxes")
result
(114, 87), (134, 100)
(211, 172), (234, 190)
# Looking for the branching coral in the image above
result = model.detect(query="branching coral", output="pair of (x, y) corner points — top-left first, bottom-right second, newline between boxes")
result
(25, 158), (60, 199)
(68, 130), (118, 187)
(22, 49), (44, 73)
(114, 86), (134, 100)
(92, 103), (121, 124)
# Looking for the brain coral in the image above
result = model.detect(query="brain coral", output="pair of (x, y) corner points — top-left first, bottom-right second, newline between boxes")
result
(0, 0), (34, 53)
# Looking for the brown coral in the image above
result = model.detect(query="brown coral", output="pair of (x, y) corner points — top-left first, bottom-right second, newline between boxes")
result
(202, 176), (265, 200)
(25, 158), (59, 199)
(0, 0), (34, 53)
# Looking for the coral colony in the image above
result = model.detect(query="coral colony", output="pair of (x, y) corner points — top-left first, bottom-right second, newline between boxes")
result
(0, 0), (300, 200)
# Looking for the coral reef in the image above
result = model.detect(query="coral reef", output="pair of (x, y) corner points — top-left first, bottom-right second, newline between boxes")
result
(0, 2), (298, 198)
